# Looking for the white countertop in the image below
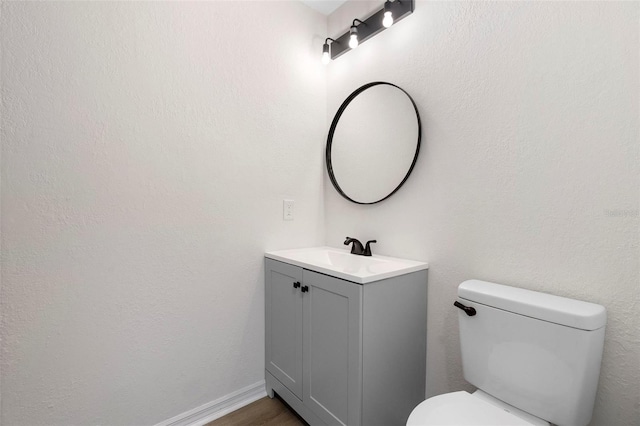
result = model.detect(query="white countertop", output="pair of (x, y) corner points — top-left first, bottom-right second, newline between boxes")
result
(265, 246), (428, 284)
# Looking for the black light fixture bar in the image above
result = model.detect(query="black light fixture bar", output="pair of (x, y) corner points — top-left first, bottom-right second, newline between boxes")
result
(329, 0), (414, 60)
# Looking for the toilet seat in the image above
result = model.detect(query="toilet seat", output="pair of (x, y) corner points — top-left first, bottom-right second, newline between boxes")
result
(406, 391), (539, 426)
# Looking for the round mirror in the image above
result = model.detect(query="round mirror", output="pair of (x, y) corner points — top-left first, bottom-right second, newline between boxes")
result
(326, 82), (421, 204)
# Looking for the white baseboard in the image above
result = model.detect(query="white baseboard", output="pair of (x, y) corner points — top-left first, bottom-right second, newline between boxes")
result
(156, 380), (267, 426)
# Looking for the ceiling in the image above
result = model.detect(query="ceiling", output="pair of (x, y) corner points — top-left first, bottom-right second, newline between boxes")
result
(300, 0), (347, 16)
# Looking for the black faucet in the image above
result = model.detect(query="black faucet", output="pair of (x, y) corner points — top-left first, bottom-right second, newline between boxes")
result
(364, 240), (377, 257)
(344, 237), (377, 256)
(344, 237), (365, 255)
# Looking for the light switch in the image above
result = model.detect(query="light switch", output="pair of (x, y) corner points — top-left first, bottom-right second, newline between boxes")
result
(283, 199), (294, 221)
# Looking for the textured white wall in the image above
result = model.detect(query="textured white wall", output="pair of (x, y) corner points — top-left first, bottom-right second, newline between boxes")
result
(326, 1), (639, 425)
(0, 2), (326, 425)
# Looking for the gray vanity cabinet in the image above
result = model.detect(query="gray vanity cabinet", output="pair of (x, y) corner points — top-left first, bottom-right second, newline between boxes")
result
(265, 259), (361, 425)
(265, 257), (428, 426)
(265, 260), (304, 399)
(302, 266), (362, 426)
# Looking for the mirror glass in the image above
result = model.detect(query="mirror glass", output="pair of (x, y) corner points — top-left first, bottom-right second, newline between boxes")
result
(326, 82), (421, 204)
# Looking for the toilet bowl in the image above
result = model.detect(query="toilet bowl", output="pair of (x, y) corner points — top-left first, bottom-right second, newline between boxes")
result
(406, 390), (548, 426)
(406, 280), (606, 426)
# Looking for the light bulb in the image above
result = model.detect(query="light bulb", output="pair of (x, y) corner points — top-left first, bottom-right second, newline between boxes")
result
(348, 24), (359, 49)
(383, 11), (393, 28)
(349, 34), (359, 49)
(321, 39), (333, 65)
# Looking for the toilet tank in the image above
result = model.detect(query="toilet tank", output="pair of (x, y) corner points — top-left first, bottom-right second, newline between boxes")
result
(457, 280), (606, 426)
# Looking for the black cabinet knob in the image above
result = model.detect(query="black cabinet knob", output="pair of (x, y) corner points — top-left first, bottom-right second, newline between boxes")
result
(301, 285), (309, 293)
(293, 281), (301, 289)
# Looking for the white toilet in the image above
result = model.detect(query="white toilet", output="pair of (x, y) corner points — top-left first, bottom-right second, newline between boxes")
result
(408, 280), (607, 426)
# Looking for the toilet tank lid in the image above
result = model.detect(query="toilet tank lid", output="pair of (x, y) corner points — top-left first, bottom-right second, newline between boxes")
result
(458, 280), (606, 331)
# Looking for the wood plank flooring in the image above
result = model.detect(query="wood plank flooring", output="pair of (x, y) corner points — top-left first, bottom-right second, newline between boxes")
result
(206, 396), (307, 426)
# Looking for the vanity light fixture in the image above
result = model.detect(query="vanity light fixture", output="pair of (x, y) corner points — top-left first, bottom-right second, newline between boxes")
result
(321, 0), (414, 63)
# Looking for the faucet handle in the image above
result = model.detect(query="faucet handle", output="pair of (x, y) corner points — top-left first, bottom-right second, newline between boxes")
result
(364, 240), (377, 256)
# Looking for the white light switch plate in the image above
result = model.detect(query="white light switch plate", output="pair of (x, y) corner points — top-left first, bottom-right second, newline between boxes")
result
(283, 199), (294, 221)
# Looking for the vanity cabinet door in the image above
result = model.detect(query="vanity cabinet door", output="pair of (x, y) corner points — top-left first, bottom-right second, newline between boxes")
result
(265, 259), (304, 399)
(303, 270), (362, 426)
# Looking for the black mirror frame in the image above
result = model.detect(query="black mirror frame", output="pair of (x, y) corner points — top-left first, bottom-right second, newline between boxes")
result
(326, 81), (422, 205)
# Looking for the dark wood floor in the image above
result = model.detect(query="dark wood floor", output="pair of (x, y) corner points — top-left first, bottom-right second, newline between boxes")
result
(206, 396), (307, 426)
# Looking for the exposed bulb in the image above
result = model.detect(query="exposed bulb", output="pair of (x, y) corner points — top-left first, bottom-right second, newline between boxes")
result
(349, 33), (359, 49)
(348, 24), (359, 49)
(321, 39), (333, 65)
(382, 11), (394, 28)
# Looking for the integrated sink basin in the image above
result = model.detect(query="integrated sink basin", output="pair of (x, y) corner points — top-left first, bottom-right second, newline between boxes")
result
(265, 246), (428, 284)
